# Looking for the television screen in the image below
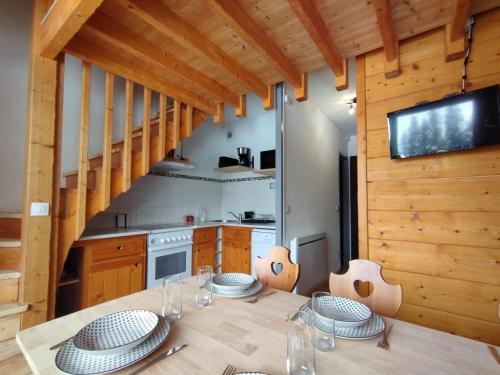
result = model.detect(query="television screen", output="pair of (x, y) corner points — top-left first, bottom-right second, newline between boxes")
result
(387, 85), (500, 159)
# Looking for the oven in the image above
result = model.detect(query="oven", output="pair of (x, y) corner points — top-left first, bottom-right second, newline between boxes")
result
(147, 229), (193, 288)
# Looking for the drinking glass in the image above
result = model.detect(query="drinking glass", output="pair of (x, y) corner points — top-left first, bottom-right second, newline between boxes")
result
(311, 291), (335, 352)
(195, 265), (212, 307)
(161, 275), (182, 320)
(286, 311), (316, 375)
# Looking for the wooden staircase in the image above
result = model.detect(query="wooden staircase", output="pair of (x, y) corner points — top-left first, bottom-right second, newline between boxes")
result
(56, 103), (208, 283)
(0, 214), (28, 341)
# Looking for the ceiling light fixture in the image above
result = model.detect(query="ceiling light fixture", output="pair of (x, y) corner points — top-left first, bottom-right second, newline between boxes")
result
(347, 97), (357, 115)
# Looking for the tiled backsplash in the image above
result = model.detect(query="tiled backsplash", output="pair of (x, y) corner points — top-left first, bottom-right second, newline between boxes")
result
(87, 173), (276, 229)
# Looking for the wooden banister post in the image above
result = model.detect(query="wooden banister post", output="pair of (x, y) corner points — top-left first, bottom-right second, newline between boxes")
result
(142, 87), (151, 175)
(101, 72), (114, 210)
(123, 80), (134, 191)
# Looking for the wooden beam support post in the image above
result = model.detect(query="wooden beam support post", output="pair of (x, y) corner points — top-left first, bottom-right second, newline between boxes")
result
(372, 0), (400, 78)
(84, 12), (241, 112)
(142, 87), (151, 175)
(445, 0), (470, 61)
(65, 36), (216, 115)
(206, 0), (307, 101)
(157, 94), (167, 162)
(39, 0), (104, 59)
(123, 80), (134, 192)
(123, 0), (270, 109)
(48, 54), (65, 321)
(101, 72), (114, 210)
(263, 85), (275, 110)
(172, 100), (181, 149)
(75, 62), (91, 239)
(289, 0), (348, 90)
(235, 95), (246, 118)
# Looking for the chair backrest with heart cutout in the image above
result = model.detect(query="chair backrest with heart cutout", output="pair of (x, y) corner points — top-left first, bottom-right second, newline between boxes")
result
(254, 246), (300, 292)
(329, 259), (402, 317)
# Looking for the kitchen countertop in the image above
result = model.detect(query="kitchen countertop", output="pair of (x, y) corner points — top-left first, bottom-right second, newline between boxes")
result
(79, 221), (275, 241)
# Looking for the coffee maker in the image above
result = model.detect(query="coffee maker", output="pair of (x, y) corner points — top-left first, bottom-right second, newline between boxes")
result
(237, 147), (253, 167)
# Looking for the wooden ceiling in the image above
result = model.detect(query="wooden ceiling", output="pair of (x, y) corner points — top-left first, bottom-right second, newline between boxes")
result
(41, 0), (500, 119)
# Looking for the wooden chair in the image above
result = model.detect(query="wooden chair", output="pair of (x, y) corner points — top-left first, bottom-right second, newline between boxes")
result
(329, 259), (402, 317)
(254, 246), (300, 292)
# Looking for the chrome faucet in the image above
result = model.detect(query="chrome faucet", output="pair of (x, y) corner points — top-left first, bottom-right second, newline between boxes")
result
(228, 211), (242, 223)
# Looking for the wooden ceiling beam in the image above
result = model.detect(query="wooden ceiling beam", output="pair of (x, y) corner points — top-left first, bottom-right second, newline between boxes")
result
(64, 36), (217, 115)
(206, 0), (307, 101)
(39, 0), (104, 59)
(120, 0), (274, 110)
(84, 12), (243, 113)
(445, 0), (470, 62)
(372, 0), (400, 78)
(288, 0), (348, 90)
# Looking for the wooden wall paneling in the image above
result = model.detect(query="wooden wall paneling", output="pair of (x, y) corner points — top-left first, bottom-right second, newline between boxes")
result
(206, 0), (307, 101)
(367, 146), (500, 181)
(84, 12), (240, 109)
(48, 55), (65, 321)
(396, 303), (500, 346)
(122, 0), (269, 104)
(368, 210), (500, 249)
(101, 72), (114, 210)
(367, 176), (500, 212)
(141, 87), (151, 175)
(356, 56), (368, 260)
(445, 0), (470, 61)
(370, 239), (500, 286)
(382, 269), (499, 323)
(362, 9), (500, 344)
(172, 100), (180, 149)
(122, 80), (134, 192)
(75, 62), (91, 239)
(288, 0), (348, 90)
(20, 0), (58, 329)
(157, 94), (167, 161)
(39, 0), (104, 59)
(372, 0), (400, 78)
(64, 36), (216, 115)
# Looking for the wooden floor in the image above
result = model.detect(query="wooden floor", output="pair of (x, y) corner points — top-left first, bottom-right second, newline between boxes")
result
(0, 339), (31, 374)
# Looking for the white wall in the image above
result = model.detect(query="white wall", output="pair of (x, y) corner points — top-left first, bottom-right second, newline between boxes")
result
(0, 0), (31, 212)
(221, 179), (275, 219)
(284, 67), (350, 275)
(348, 135), (357, 156)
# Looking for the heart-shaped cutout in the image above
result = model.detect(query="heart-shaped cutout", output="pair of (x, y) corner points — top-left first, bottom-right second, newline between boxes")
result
(271, 262), (283, 275)
(353, 280), (374, 298)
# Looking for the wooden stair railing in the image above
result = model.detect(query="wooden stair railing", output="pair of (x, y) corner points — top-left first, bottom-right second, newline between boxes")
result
(55, 70), (209, 284)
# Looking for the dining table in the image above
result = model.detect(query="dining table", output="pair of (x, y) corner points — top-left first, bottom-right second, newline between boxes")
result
(16, 276), (498, 374)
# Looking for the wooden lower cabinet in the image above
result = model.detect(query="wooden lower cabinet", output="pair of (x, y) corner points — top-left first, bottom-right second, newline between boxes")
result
(222, 227), (252, 274)
(78, 235), (146, 308)
(192, 227), (216, 275)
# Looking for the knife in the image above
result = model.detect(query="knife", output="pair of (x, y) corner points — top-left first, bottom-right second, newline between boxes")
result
(129, 344), (187, 374)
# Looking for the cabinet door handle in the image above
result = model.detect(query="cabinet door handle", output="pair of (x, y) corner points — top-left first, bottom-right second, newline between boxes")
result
(117, 245), (124, 251)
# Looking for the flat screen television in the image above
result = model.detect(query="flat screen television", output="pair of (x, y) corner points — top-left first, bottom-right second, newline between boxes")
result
(387, 85), (500, 159)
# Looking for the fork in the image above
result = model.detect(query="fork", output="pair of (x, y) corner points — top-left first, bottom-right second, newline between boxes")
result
(377, 322), (393, 350)
(222, 364), (237, 375)
(244, 291), (277, 304)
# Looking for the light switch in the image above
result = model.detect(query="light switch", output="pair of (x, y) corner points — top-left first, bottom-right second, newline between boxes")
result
(269, 182), (275, 190)
(31, 202), (50, 216)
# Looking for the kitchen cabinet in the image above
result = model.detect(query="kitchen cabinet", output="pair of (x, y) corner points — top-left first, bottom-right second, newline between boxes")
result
(77, 235), (146, 308)
(192, 227), (216, 275)
(222, 227), (252, 274)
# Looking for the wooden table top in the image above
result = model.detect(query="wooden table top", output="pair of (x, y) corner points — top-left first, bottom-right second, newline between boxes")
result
(17, 277), (498, 374)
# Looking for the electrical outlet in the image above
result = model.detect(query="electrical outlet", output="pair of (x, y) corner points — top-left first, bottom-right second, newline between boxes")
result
(31, 202), (50, 216)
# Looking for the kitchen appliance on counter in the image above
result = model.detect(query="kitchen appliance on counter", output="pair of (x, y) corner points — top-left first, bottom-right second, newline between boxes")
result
(260, 149), (276, 169)
(241, 212), (275, 224)
(145, 225), (193, 288)
(237, 147), (254, 167)
(218, 156), (239, 168)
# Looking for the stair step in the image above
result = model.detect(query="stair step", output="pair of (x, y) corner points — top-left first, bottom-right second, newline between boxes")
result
(0, 270), (20, 280)
(0, 304), (28, 319)
(0, 247), (21, 270)
(0, 214), (22, 239)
